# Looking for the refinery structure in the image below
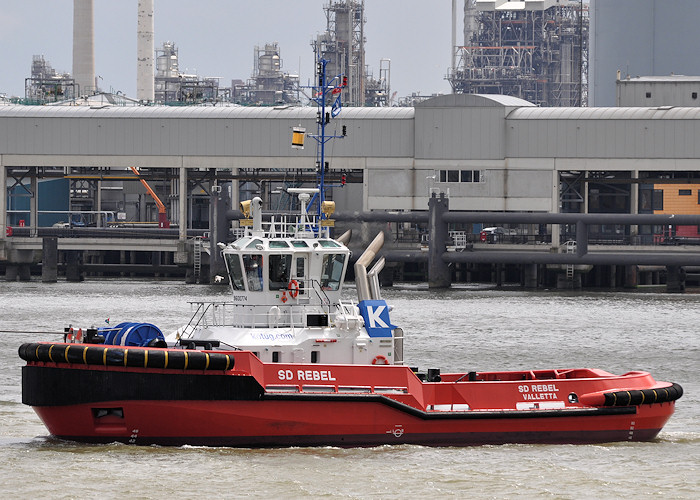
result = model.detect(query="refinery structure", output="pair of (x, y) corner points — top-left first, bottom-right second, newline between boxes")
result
(17, 0), (391, 108)
(25, 0), (590, 109)
(24, 56), (76, 104)
(448, 0), (588, 107)
(154, 41), (224, 104)
(233, 1), (389, 107)
(231, 43), (300, 106)
(311, 0), (390, 107)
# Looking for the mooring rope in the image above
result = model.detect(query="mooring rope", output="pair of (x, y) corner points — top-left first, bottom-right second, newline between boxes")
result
(0, 330), (66, 335)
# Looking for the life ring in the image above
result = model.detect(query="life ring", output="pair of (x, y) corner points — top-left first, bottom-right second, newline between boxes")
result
(280, 291), (288, 303)
(288, 280), (300, 299)
(479, 232), (487, 242)
(372, 355), (389, 365)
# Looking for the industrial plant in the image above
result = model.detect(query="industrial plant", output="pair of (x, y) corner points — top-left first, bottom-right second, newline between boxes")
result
(154, 41), (224, 104)
(24, 56), (76, 104)
(4, 0), (700, 292)
(447, 0), (588, 107)
(231, 43), (300, 106)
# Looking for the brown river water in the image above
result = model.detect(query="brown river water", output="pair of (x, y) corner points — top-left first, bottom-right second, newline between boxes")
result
(0, 280), (697, 499)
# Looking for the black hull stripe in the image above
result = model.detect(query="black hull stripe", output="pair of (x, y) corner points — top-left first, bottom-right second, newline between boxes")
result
(23, 366), (263, 406)
(49, 427), (664, 448)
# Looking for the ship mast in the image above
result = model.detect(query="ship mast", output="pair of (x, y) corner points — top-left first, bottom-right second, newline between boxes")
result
(308, 57), (346, 217)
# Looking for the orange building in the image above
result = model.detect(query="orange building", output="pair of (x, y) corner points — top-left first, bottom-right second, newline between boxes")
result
(653, 183), (700, 239)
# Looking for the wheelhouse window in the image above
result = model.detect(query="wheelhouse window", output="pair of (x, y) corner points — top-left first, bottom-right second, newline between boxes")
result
(225, 254), (245, 290)
(318, 240), (340, 248)
(243, 254), (263, 291)
(321, 254), (346, 290)
(269, 254), (292, 290)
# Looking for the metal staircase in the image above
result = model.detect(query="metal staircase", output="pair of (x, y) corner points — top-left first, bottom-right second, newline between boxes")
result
(565, 240), (576, 280)
(193, 236), (202, 282)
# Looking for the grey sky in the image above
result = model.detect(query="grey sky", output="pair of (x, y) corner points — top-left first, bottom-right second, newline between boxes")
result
(0, 1), (453, 101)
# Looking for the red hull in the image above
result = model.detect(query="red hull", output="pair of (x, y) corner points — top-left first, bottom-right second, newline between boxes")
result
(34, 399), (673, 447)
(19, 343), (681, 447)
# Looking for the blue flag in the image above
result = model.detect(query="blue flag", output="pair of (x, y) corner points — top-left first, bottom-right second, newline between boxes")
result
(357, 300), (396, 337)
(331, 94), (342, 117)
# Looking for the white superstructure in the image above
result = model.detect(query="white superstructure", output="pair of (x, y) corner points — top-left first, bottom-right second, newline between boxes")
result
(167, 192), (403, 366)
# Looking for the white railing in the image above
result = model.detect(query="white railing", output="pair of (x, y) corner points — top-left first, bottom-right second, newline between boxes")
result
(181, 301), (345, 332)
(241, 214), (332, 239)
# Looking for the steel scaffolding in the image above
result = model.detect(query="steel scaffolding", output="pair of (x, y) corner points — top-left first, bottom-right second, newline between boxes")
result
(448, 0), (588, 107)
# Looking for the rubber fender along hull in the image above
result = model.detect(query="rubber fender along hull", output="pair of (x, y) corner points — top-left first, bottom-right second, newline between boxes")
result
(579, 384), (683, 407)
(613, 383), (683, 406)
(18, 342), (234, 371)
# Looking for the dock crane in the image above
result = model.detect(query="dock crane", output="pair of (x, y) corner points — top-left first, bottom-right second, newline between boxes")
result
(129, 167), (170, 228)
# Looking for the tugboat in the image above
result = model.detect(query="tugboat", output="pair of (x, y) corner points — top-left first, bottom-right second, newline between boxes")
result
(18, 59), (682, 447)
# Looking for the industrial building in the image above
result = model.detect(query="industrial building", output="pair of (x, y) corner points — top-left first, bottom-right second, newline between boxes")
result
(3, 93), (700, 234)
(448, 0), (587, 107)
(4, 93), (700, 288)
(589, 0), (700, 106)
(3, 94), (700, 287)
(615, 75), (700, 107)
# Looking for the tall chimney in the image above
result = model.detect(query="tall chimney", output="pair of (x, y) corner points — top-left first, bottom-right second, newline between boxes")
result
(73, 0), (95, 97)
(137, 0), (155, 102)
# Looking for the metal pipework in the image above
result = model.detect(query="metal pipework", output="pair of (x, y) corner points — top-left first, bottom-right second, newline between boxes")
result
(334, 211), (429, 223)
(441, 212), (700, 226)
(336, 229), (352, 245)
(335, 210), (700, 226)
(251, 197), (263, 236)
(354, 232), (385, 302)
(367, 256), (385, 301)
